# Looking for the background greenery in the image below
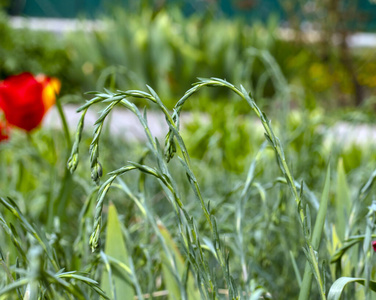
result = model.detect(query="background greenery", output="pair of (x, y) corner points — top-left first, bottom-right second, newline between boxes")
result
(1, 6), (376, 111)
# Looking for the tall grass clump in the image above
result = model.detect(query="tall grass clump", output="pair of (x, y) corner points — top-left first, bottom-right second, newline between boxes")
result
(1, 74), (376, 299)
(64, 78), (376, 299)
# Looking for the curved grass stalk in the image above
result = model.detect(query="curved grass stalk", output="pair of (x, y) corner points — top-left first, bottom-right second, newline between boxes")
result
(71, 93), (216, 297)
(69, 77), (327, 299)
(166, 78), (326, 299)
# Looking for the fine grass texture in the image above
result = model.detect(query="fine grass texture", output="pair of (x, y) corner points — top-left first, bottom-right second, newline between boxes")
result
(1, 78), (376, 299)
(66, 77), (376, 299)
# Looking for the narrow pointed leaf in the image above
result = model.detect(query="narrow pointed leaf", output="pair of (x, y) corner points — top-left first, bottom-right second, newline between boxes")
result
(101, 203), (134, 300)
(328, 277), (376, 300)
(158, 224), (200, 300)
(299, 164), (331, 300)
(335, 158), (351, 241)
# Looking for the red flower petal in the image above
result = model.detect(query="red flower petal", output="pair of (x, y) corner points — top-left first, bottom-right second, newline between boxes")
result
(372, 241), (376, 252)
(0, 72), (60, 132)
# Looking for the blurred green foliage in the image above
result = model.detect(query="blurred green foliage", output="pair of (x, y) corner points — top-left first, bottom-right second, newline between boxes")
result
(1, 7), (376, 111)
(0, 12), (65, 76)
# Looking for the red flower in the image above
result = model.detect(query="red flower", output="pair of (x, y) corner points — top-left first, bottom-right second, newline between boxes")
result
(372, 241), (376, 252)
(0, 72), (60, 132)
(0, 120), (9, 142)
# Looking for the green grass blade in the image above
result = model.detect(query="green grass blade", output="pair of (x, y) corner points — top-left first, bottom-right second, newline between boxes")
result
(328, 277), (376, 300)
(290, 251), (302, 288)
(312, 164), (331, 249)
(100, 203), (134, 300)
(159, 224), (200, 300)
(335, 158), (351, 241)
(330, 234), (376, 264)
(299, 164), (331, 300)
(58, 272), (109, 300)
(0, 278), (30, 297)
(0, 197), (59, 271)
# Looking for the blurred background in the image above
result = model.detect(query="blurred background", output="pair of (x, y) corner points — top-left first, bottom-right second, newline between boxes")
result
(1, 0), (376, 114)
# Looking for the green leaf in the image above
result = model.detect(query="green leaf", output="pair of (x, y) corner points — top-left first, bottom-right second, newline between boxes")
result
(299, 164), (331, 300)
(330, 234), (376, 264)
(158, 224), (200, 300)
(312, 164), (331, 250)
(335, 158), (351, 241)
(0, 278), (30, 297)
(101, 203), (134, 300)
(0, 197), (59, 271)
(328, 277), (376, 300)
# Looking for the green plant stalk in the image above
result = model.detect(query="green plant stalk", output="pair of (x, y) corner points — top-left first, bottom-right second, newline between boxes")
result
(168, 78), (324, 297)
(105, 162), (215, 296)
(55, 97), (72, 149)
(0, 277), (30, 297)
(170, 79), (305, 224)
(71, 78), (325, 299)
(78, 93), (220, 297)
(130, 87), (236, 295)
(290, 251), (303, 287)
(49, 97), (73, 227)
(299, 165), (331, 300)
(0, 197), (60, 272)
(0, 258), (14, 285)
(237, 141), (267, 286)
(114, 179), (208, 299)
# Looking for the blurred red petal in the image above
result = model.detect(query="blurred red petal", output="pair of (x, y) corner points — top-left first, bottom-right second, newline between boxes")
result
(0, 72), (60, 132)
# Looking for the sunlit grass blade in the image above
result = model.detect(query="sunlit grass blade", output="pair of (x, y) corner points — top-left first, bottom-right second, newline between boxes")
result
(328, 277), (376, 300)
(159, 223), (200, 300)
(0, 197), (59, 271)
(299, 164), (331, 300)
(335, 158), (351, 241)
(330, 234), (376, 264)
(100, 202), (134, 300)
